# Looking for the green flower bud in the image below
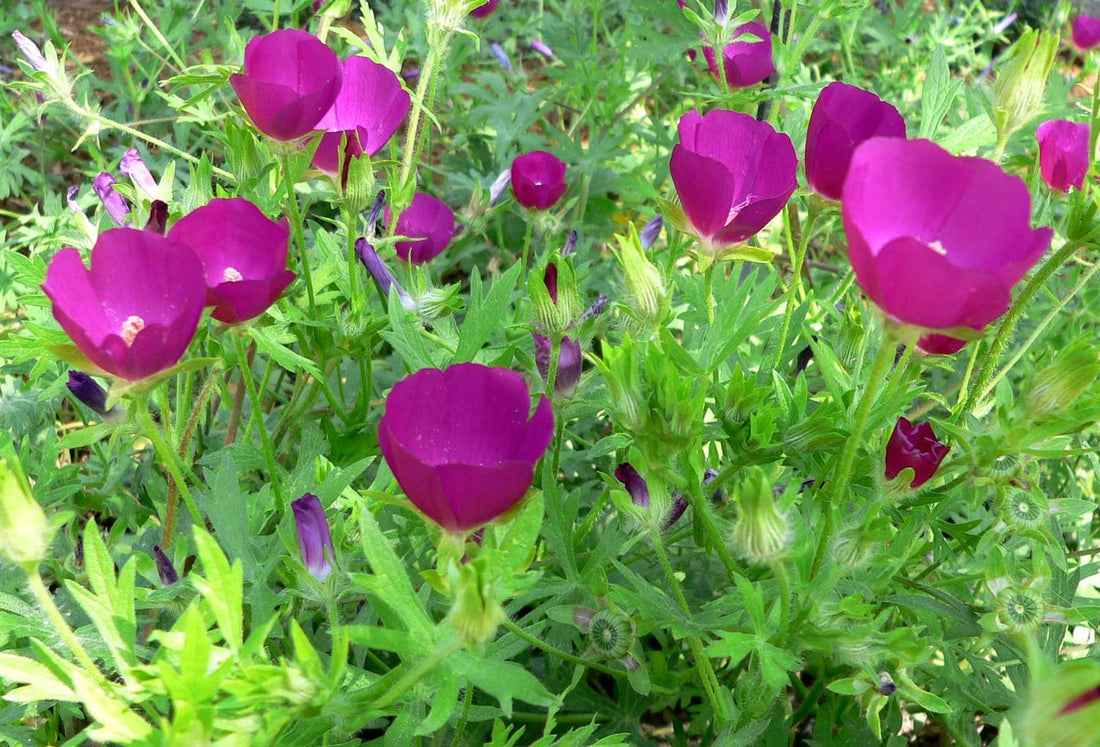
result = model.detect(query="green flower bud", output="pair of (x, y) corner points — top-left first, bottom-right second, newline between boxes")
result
(593, 335), (647, 432)
(0, 446), (52, 568)
(528, 255), (583, 336)
(730, 467), (790, 565)
(1015, 642), (1100, 747)
(1022, 339), (1100, 420)
(992, 29), (1058, 144)
(447, 556), (504, 646)
(996, 488), (1048, 532)
(611, 224), (667, 335)
(995, 585), (1046, 633)
(341, 145), (377, 215)
(586, 608), (636, 660)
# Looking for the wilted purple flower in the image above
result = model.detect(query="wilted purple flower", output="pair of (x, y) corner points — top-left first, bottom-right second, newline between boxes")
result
(511, 150), (567, 210)
(533, 333), (582, 397)
(378, 364), (553, 532)
(561, 228), (579, 257)
(386, 192), (456, 264)
(355, 238), (415, 310)
(490, 42), (511, 70)
(312, 56), (411, 179)
(119, 148), (158, 201)
(291, 493), (335, 580)
(229, 29), (342, 141)
(713, 0), (729, 25)
(1073, 16), (1100, 50)
(885, 417), (949, 488)
(66, 371), (110, 416)
(93, 172), (130, 227)
(471, 0), (499, 18)
(42, 229), (206, 381)
(66, 186), (80, 211)
(1036, 120), (1090, 193)
(670, 109), (796, 251)
(992, 12), (1017, 35)
(11, 31), (51, 74)
(640, 215), (663, 250)
(614, 463), (650, 509)
(662, 493), (689, 530)
(167, 198), (294, 324)
(531, 39), (555, 59)
(488, 169), (512, 206)
(702, 22), (775, 89)
(144, 200), (168, 235)
(843, 138), (1051, 344)
(152, 544), (179, 585)
(805, 82), (907, 201)
(582, 292), (608, 321)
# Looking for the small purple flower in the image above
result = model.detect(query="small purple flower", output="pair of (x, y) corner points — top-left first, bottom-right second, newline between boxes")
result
(312, 56), (411, 180)
(885, 417), (949, 488)
(670, 109), (796, 251)
(614, 463), (650, 509)
(229, 29), (342, 142)
(490, 42), (511, 71)
(291, 493), (335, 581)
(533, 333), (582, 397)
(144, 200), (169, 236)
(152, 545), (179, 585)
(1036, 120), (1090, 193)
(11, 30), (50, 74)
(93, 172), (130, 227)
(66, 371), (110, 416)
(511, 151), (567, 210)
(843, 138), (1052, 339)
(355, 238), (415, 310)
(1073, 16), (1100, 50)
(471, 0), (499, 18)
(119, 148), (159, 200)
(640, 215), (663, 250)
(488, 169), (512, 206)
(561, 229), (578, 257)
(702, 22), (775, 89)
(42, 229), (206, 381)
(805, 82), (907, 201)
(530, 39), (555, 59)
(386, 193), (456, 264)
(378, 364), (554, 532)
(167, 198), (294, 324)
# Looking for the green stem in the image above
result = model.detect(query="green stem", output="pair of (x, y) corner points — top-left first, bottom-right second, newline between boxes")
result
(450, 680), (473, 747)
(520, 215), (535, 273)
(771, 205), (816, 371)
(683, 471), (742, 585)
(960, 241), (1082, 417)
(398, 25), (448, 196)
(546, 334), (561, 400)
(235, 333), (286, 511)
(371, 637), (464, 709)
(880, 342), (916, 408)
(26, 569), (104, 681)
(343, 203), (361, 314)
(774, 562), (791, 644)
(138, 398), (202, 546)
(128, 0), (186, 70)
(811, 338), (896, 578)
(280, 150), (317, 317)
(703, 263), (716, 326)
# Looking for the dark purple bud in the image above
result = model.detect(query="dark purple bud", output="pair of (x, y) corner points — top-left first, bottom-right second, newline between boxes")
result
(714, 0), (729, 25)
(640, 215), (663, 250)
(144, 200), (168, 235)
(582, 293), (608, 321)
(544, 263), (559, 304)
(152, 544), (179, 585)
(561, 229), (578, 257)
(67, 371), (110, 416)
(530, 39), (555, 59)
(661, 493), (689, 531)
(291, 493), (335, 581)
(533, 333), (583, 398)
(488, 169), (512, 206)
(703, 468), (719, 483)
(885, 417), (949, 488)
(93, 172), (130, 227)
(490, 42), (511, 71)
(12, 31), (50, 73)
(355, 238), (414, 310)
(614, 463), (650, 509)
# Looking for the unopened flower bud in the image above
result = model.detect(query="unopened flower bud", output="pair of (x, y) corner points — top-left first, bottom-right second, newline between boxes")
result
(152, 544), (179, 585)
(661, 493), (688, 531)
(730, 467), (789, 565)
(93, 172), (130, 227)
(12, 30), (51, 74)
(639, 215), (663, 250)
(355, 238), (415, 311)
(0, 447), (52, 567)
(487, 170), (511, 206)
(612, 224), (667, 333)
(119, 148), (160, 202)
(561, 228), (578, 257)
(144, 200), (168, 235)
(66, 370), (123, 421)
(614, 463), (650, 509)
(533, 333), (582, 398)
(529, 257), (583, 336)
(66, 185), (97, 243)
(490, 42), (511, 71)
(1022, 339), (1100, 420)
(530, 39), (555, 59)
(291, 493), (335, 581)
(992, 29), (1058, 143)
(448, 556), (504, 645)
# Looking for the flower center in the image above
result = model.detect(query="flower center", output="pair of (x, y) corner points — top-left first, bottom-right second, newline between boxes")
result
(120, 315), (145, 347)
(928, 241), (947, 256)
(222, 266), (243, 282)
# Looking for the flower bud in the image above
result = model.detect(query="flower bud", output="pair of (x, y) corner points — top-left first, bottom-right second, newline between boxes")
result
(730, 467), (789, 565)
(119, 148), (161, 202)
(448, 556), (504, 645)
(614, 463), (650, 509)
(66, 185), (98, 244)
(93, 172), (130, 227)
(530, 39), (555, 60)
(1022, 339), (1100, 420)
(593, 335), (646, 432)
(586, 608), (636, 660)
(291, 493), (335, 581)
(639, 215), (663, 250)
(528, 257), (583, 336)
(884, 418), (949, 489)
(0, 445), (52, 567)
(611, 224), (667, 334)
(992, 29), (1058, 143)
(490, 42), (511, 71)
(355, 238), (415, 311)
(533, 333), (582, 398)
(152, 544), (179, 585)
(12, 30), (52, 74)
(487, 170), (511, 206)
(144, 200), (169, 236)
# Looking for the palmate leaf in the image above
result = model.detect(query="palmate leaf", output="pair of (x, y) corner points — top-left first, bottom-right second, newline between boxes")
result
(191, 526), (245, 653)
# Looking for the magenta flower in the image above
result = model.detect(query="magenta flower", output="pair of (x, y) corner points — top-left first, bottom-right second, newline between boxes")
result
(386, 193), (457, 264)
(1036, 120), (1090, 193)
(1073, 16), (1100, 50)
(42, 229), (206, 381)
(291, 493), (335, 581)
(842, 138), (1052, 341)
(167, 198), (294, 324)
(93, 172), (130, 227)
(470, 0), (499, 17)
(702, 22), (775, 89)
(885, 417), (949, 488)
(511, 150), (567, 210)
(533, 333), (582, 398)
(669, 109), (797, 251)
(229, 29), (342, 142)
(805, 82), (907, 200)
(312, 56), (410, 179)
(378, 363), (553, 532)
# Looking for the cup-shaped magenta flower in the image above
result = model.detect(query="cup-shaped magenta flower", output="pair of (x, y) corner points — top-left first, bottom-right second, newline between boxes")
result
(470, 0), (499, 17)
(229, 29), (342, 142)
(42, 229), (206, 381)
(312, 56), (410, 178)
(387, 193), (457, 264)
(805, 82), (907, 200)
(167, 198), (295, 324)
(511, 151), (567, 210)
(669, 109), (797, 251)
(1036, 120), (1091, 193)
(885, 417), (949, 488)
(702, 22), (775, 89)
(378, 363), (554, 532)
(1073, 16), (1100, 50)
(843, 138), (1052, 338)
(291, 493), (335, 581)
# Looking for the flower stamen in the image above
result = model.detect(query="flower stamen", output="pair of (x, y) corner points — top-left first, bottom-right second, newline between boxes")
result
(120, 315), (145, 347)
(222, 266), (243, 282)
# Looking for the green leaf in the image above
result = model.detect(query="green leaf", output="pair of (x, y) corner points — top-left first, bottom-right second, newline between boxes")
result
(0, 652), (77, 702)
(452, 263), (522, 364)
(354, 505), (433, 638)
(250, 327), (322, 379)
(490, 490), (543, 579)
(448, 651), (559, 717)
(414, 666), (461, 735)
(344, 625), (429, 657)
(381, 300), (438, 371)
(918, 47), (961, 140)
(191, 526), (244, 652)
